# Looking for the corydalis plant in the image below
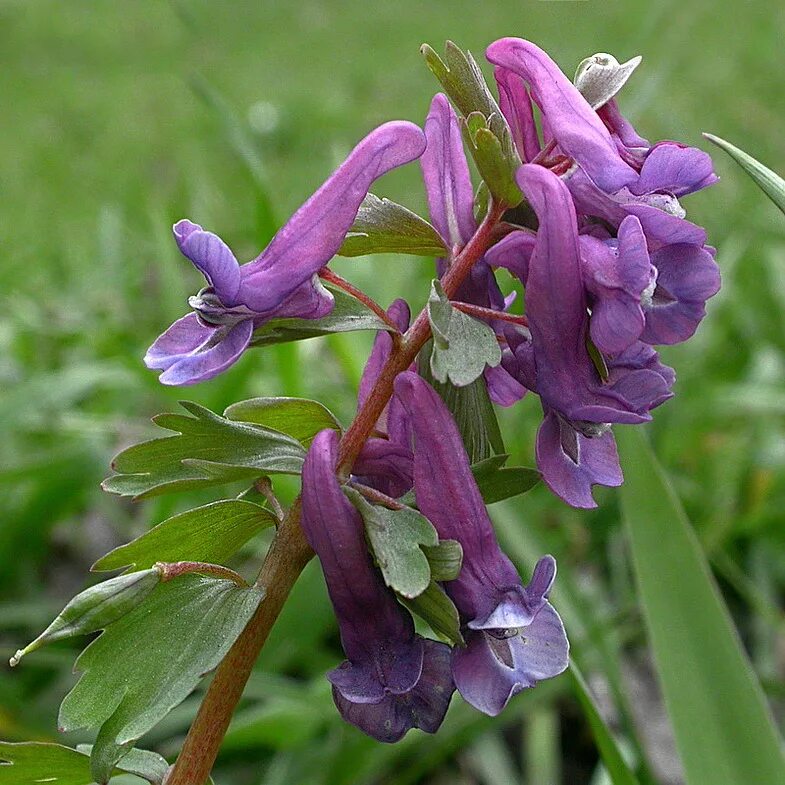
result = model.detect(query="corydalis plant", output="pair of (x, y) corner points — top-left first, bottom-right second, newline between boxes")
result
(10, 36), (719, 785)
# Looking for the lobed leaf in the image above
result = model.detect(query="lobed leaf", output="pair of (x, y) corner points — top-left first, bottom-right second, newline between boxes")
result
(224, 397), (341, 446)
(58, 575), (264, 775)
(704, 133), (785, 216)
(0, 742), (167, 785)
(462, 114), (523, 206)
(338, 193), (447, 257)
(93, 500), (276, 572)
(249, 284), (393, 347)
(427, 280), (502, 387)
(618, 426), (785, 785)
(103, 401), (305, 499)
(344, 487), (439, 599)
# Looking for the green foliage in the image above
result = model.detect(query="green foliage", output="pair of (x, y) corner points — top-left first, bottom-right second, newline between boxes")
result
(427, 280), (502, 386)
(0, 743), (167, 785)
(569, 664), (641, 785)
(618, 426), (785, 785)
(249, 285), (394, 347)
(11, 570), (160, 666)
(704, 133), (785, 216)
(421, 41), (522, 205)
(344, 487), (462, 598)
(399, 581), (464, 646)
(102, 402), (305, 499)
(338, 193), (447, 257)
(471, 454), (540, 503)
(59, 575), (264, 776)
(224, 397), (341, 446)
(93, 500), (276, 572)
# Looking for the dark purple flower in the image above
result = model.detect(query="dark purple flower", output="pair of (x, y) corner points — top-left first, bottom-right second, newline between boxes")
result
(493, 165), (674, 507)
(421, 93), (525, 406)
(145, 121), (427, 385)
(394, 371), (569, 715)
(494, 66), (541, 163)
(301, 428), (454, 742)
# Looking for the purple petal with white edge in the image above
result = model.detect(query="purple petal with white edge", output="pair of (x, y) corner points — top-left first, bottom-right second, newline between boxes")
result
(421, 94), (476, 247)
(148, 316), (253, 386)
(536, 410), (623, 508)
(301, 429), (414, 660)
(642, 243), (721, 344)
(332, 639), (453, 743)
(173, 220), (242, 306)
(393, 372), (522, 622)
(633, 142), (719, 197)
(495, 67), (540, 163)
(453, 603), (568, 716)
(486, 38), (637, 193)
(239, 121), (426, 312)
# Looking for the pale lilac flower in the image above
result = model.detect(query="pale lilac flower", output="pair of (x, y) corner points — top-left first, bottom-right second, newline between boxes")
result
(145, 121), (426, 385)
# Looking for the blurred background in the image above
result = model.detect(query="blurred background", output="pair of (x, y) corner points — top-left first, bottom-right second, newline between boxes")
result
(2, 1), (784, 783)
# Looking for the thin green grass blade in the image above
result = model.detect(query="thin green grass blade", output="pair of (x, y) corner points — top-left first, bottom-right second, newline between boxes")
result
(617, 426), (785, 785)
(704, 133), (785, 216)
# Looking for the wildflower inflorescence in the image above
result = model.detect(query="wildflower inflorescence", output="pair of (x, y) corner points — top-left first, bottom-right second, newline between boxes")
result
(146, 37), (719, 744)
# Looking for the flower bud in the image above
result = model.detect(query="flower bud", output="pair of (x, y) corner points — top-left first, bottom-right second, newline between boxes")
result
(574, 52), (642, 109)
(10, 568), (161, 666)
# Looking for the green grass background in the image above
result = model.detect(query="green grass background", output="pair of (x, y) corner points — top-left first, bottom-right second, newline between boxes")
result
(1, 1), (784, 783)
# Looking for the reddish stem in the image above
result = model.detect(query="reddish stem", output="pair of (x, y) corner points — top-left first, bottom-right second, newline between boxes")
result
(346, 480), (406, 510)
(156, 561), (249, 587)
(319, 267), (402, 334)
(450, 300), (529, 327)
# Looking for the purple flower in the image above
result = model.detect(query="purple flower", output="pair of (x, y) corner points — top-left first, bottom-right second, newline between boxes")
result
(145, 121), (427, 385)
(420, 93), (525, 405)
(494, 66), (541, 163)
(394, 371), (568, 715)
(301, 428), (454, 742)
(495, 165), (674, 507)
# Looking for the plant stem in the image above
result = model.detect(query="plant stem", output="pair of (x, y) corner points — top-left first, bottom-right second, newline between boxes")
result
(165, 501), (311, 785)
(450, 300), (528, 327)
(165, 199), (506, 784)
(337, 200), (506, 476)
(319, 267), (402, 334)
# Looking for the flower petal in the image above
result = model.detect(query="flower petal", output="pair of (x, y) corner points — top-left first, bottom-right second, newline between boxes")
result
(494, 67), (541, 163)
(239, 121), (426, 312)
(634, 142), (719, 197)
(421, 94), (477, 247)
(173, 220), (242, 305)
(486, 38), (637, 193)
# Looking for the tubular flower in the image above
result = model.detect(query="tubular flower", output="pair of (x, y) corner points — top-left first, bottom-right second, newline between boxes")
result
(421, 93), (525, 405)
(394, 371), (568, 716)
(145, 121), (427, 385)
(300, 428), (454, 742)
(495, 165), (674, 507)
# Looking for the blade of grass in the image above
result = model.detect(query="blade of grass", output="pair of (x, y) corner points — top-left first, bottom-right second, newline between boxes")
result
(617, 425), (785, 785)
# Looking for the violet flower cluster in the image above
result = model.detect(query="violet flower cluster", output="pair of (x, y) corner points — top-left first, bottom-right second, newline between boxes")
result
(143, 36), (719, 742)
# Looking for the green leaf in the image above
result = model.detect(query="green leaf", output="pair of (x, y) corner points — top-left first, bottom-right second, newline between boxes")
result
(11, 570), (161, 666)
(569, 664), (641, 785)
(704, 133), (785, 215)
(338, 193), (447, 257)
(418, 349), (505, 463)
(249, 284), (393, 347)
(462, 113), (523, 206)
(224, 397), (341, 446)
(421, 41), (522, 206)
(427, 280), (502, 387)
(0, 743), (167, 785)
(77, 747), (169, 784)
(93, 500), (276, 572)
(617, 426), (785, 785)
(471, 455), (540, 505)
(421, 540), (463, 582)
(103, 401), (305, 499)
(344, 487), (439, 599)
(59, 575), (264, 775)
(399, 581), (463, 646)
